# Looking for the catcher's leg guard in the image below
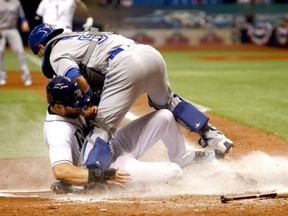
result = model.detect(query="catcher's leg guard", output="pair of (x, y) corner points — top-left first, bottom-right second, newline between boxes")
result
(171, 95), (209, 133)
(85, 137), (111, 169)
(82, 135), (112, 169)
(148, 94), (209, 133)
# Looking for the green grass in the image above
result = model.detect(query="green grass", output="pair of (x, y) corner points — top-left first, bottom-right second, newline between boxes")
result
(0, 90), (48, 159)
(0, 49), (287, 159)
(163, 51), (288, 140)
(0, 50), (45, 158)
(4, 49), (41, 72)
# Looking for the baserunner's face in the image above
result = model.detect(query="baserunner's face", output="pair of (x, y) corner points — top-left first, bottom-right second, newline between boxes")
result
(63, 106), (82, 119)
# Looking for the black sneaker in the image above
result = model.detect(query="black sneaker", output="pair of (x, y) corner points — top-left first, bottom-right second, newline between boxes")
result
(50, 181), (73, 194)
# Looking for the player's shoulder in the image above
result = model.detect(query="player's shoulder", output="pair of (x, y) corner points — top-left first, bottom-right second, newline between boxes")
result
(10, 0), (21, 4)
(45, 111), (85, 129)
(75, 0), (82, 4)
(40, 0), (51, 5)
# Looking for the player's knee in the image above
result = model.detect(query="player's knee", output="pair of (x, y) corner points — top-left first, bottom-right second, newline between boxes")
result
(156, 109), (174, 125)
(170, 94), (209, 133)
(166, 163), (183, 181)
(147, 95), (169, 110)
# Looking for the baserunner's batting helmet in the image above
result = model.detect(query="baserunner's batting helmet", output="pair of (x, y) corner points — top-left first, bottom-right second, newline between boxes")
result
(46, 77), (87, 108)
(28, 23), (64, 55)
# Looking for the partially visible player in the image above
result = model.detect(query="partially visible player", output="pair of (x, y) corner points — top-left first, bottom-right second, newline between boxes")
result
(45, 76), (130, 191)
(45, 76), (215, 193)
(35, 0), (94, 32)
(0, 0), (32, 86)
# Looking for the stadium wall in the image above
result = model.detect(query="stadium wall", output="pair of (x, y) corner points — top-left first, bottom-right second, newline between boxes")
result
(116, 28), (237, 46)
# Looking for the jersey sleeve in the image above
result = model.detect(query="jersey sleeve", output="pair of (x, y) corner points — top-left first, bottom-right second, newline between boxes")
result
(44, 121), (81, 167)
(51, 55), (79, 77)
(49, 40), (82, 77)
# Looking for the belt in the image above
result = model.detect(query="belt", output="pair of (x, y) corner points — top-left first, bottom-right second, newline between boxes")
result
(109, 42), (139, 60)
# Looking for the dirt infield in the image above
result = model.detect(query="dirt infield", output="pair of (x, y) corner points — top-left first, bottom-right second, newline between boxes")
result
(1, 46), (288, 215)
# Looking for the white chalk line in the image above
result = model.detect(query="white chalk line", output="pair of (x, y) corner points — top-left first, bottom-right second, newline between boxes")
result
(0, 190), (208, 208)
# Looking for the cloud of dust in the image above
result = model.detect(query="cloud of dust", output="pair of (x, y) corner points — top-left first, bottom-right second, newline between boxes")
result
(75, 151), (288, 200)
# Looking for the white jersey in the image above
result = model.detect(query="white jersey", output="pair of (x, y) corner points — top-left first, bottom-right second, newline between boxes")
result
(44, 107), (87, 167)
(45, 109), (197, 183)
(36, 0), (76, 31)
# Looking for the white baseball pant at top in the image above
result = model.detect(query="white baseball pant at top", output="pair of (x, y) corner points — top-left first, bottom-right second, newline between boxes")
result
(109, 109), (195, 184)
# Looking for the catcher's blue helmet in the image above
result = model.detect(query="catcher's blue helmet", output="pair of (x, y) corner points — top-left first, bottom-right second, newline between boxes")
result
(46, 76), (87, 108)
(28, 23), (64, 55)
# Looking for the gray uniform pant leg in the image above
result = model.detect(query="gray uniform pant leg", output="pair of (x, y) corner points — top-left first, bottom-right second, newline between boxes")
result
(6, 29), (30, 76)
(0, 30), (7, 73)
(91, 45), (172, 142)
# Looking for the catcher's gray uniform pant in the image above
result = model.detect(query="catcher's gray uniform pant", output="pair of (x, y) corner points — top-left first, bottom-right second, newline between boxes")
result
(91, 44), (172, 142)
(0, 28), (30, 76)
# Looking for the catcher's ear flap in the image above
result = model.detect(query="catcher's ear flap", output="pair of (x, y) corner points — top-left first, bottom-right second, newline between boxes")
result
(84, 137), (111, 169)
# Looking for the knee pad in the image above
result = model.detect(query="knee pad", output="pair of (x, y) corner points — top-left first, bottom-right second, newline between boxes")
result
(171, 95), (209, 133)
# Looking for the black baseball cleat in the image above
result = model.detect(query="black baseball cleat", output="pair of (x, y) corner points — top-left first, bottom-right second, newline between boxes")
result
(50, 181), (73, 194)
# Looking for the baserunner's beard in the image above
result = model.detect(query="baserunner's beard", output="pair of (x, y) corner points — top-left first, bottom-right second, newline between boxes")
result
(66, 113), (81, 119)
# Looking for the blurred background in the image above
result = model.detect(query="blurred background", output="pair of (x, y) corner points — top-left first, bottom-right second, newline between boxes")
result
(20, 0), (288, 48)
(21, 0), (288, 48)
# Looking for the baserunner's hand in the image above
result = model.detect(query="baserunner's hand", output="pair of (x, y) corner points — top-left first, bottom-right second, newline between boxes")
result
(83, 105), (98, 120)
(106, 168), (131, 187)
